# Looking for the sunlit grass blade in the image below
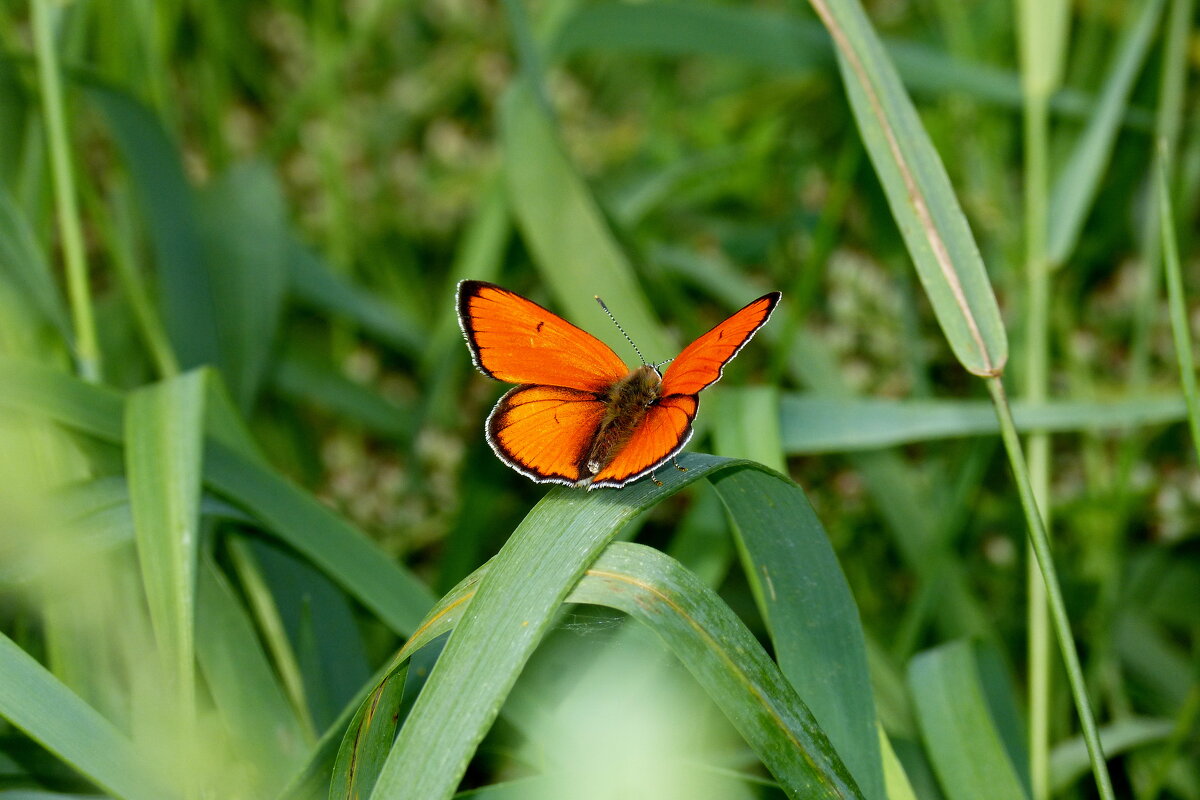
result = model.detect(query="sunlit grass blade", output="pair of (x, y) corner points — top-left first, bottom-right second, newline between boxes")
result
(805, 0), (1007, 377)
(124, 368), (206, 732)
(0, 631), (174, 799)
(500, 81), (672, 360)
(713, 466), (883, 799)
(568, 542), (863, 799)
(1046, 0), (1167, 266)
(712, 387), (787, 472)
(908, 641), (1030, 799)
(779, 393), (1186, 453)
(369, 455), (766, 799)
(0, 359), (436, 637)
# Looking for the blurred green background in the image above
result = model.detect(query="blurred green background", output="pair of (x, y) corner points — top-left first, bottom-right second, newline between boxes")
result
(0, 0), (1198, 798)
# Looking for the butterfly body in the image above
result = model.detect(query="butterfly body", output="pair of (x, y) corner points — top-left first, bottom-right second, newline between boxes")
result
(458, 280), (779, 490)
(585, 364), (662, 478)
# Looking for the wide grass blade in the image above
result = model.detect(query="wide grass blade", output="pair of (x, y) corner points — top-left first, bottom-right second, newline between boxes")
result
(196, 162), (289, 409)
(287, 238), (425, 357)
(908, 641), (1030, 799)
(1046, 0), (1166, 266)
(86, 83), (216, 368)
(713, 466), (883, 799)
(0, 631), (174, 799)
(368, 454), (868, 799)
(780, 393), (1186, 453)
(124, 368), (206, 725)
(805, 0), (1007, 377)
(570, 542), (863, 799)
(500, 81), (672, 360)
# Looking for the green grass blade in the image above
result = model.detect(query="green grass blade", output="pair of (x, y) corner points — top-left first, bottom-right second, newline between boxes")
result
(1049, 717), (1175, 794)
(500, 81), (672, 360)
(329, 665), (410, 799)
(196, 555), (309, 792)
(287, 237), (425, 357)
(1046, 0), (1167, 266)
(711, 387), (787, 472)
(0, 360), (436, 637)
(1156, 150), (1200, 465)
(368, 455), (745, 800)
(85, 83), (216, 368)
(0, 631), (174, 799)
(196, 162), (289, 409)
(568, 542), (863, 800)
(780, 393), (1186, 453)
(204, 442), (436, 636)
(32, 0), (98, 380)
(713, 466), (883, 800)
(124, 368), (206, 728)
(549, 2), (1118, 123)
(908, 641), (1030, 800)
(806, 0), (1007, 377)
(0, 184), (70, 341)
(271, 346), (417, 441)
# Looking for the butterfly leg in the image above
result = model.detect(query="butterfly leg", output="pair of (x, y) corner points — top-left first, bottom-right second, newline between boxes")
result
(649, 470), (664, 487)
(672, 457), (687, 473)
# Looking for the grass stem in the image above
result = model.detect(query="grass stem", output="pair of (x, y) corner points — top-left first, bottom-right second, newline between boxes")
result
(987, 375), (1115, 800)
(31, 0), (101, 382)
(1156, 147), (1200, 466)
(1020, 85), (1053, 800)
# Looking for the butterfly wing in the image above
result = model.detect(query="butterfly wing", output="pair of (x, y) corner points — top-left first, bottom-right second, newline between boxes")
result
(487, 385), (608, 485)
(458, 280), (629, 392)
(658, 292), (781, 397)
(588, 395), (697, 489)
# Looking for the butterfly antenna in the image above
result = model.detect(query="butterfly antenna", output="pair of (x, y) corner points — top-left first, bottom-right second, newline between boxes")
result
(595, 295), (647, 366)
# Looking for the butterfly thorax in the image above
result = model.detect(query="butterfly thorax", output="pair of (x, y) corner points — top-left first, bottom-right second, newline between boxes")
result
(583, 365), (662, 476)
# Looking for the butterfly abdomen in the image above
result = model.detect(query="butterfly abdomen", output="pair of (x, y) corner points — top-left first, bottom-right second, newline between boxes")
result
(581, 366), (662, 477)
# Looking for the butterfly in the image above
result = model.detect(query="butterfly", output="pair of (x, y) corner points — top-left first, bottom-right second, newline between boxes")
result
(457, 280), (780, 489)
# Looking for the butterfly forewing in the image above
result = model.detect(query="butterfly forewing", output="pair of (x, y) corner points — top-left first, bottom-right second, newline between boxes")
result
(458, 280), (629, 393)
(486, 385), (607, 485)
(659, 292), (780, 397)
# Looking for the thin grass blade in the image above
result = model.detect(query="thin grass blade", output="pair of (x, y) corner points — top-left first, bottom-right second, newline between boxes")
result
(1047, 0), (1167, 266)
(805, 0), (1007, 377)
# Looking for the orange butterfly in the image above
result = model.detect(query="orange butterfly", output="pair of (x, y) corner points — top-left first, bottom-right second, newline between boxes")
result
(457, 280), (780, 489)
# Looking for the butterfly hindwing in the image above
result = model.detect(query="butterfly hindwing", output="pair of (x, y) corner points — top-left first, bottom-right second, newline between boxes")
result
(487, 384), (607, 485)
(458, 280), (629, 393)
(659, 292), (780, 397)
(590, 395), (697, 488)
